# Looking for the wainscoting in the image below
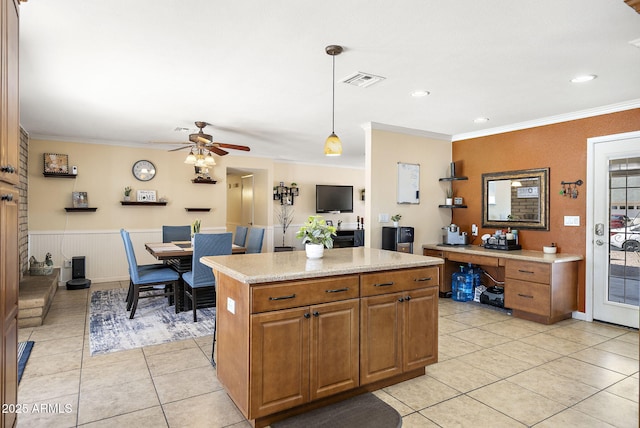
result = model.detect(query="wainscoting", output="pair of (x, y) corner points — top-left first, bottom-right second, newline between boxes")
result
(28, 227), (230, 285)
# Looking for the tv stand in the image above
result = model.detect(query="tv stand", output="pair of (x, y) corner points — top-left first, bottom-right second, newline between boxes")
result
(333, 229), (364, 248)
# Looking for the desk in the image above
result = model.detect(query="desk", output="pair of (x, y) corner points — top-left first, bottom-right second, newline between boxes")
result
(145, 241), (246, 311)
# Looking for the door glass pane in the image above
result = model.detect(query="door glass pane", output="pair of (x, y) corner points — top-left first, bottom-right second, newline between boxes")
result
(608, 157), (640, 307)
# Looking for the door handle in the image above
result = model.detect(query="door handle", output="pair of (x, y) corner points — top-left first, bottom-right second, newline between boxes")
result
(595, 239), (605, 246)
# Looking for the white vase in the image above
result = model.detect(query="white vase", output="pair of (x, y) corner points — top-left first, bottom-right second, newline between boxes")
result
(445, 198), (453, 205)
(393, 221), (399, 228)
(305, 243), (324, 259)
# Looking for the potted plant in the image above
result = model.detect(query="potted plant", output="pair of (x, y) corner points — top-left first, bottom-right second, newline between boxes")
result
(445, 188), (453, 206)
(124, 186), (132, 201)
(296, 215), (336, 259)
(191, 218), (201, 239)
(391, 214), (401, 227)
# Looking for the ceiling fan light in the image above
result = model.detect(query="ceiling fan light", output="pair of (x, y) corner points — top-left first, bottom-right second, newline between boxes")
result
(184, 151), (197, 164)
(324, 132), (342, 156)
(204, 152), (216, 165)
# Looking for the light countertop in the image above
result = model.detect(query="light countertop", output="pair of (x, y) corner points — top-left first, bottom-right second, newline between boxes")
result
(200, 247), (443, 284)
(422, 243), (583, 263)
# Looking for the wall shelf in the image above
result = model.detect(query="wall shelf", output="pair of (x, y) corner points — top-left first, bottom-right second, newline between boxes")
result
(65, 207), (98, 212)
(120, 201), (167, 206)
(43, 173), (76, 178)
(438, 176), (468, 182)
(185, 208), (211, 212)
(438, 204), (468, 209)
(192, 178), (217, 184)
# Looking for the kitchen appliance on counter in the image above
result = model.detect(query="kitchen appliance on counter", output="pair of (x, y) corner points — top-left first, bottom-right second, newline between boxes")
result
(441, 224), (469, 246)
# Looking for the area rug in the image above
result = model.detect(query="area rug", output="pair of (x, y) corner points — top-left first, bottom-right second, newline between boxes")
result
(89, 288), (215, 356)
(18, 341), (34, 383)
(271, 393), (401, 428)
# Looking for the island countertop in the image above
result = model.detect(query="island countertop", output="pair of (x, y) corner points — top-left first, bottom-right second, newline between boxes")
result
(200, 247), (443, 284)
(422, 243), (583, 263)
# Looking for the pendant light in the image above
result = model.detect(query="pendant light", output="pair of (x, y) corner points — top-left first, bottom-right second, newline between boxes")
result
(324, 45), (343, 156)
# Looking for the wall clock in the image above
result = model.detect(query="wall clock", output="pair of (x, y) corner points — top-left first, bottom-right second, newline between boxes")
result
(132, 160), (156, 181)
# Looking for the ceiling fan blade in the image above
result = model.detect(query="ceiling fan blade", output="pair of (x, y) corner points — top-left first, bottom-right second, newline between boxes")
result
(209, 146), (229, 156)
(150, 141), (191, 145)
(168, 146), (192, 152)
(215, 143), (251, 152)
(196, 135), (212, 144)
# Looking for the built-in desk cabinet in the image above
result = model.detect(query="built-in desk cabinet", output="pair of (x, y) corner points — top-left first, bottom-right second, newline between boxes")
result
(423, 245), (581, 324)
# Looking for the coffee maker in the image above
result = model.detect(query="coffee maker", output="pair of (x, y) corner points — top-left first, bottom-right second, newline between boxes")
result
(442, 224), (469, 245)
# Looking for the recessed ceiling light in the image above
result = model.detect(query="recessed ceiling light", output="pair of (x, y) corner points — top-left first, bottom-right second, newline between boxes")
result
(473, 117), (489, 124)
(411, 90), (430, 97)
(571, 74), (597, 83)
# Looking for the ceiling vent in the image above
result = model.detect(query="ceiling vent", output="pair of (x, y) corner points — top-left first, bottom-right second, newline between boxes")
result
(341, 72), (386, 88)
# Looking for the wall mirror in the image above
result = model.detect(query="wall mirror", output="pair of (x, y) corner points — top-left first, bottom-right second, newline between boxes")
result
(397, 162), (420, 204)
(482, 167), (549, 230)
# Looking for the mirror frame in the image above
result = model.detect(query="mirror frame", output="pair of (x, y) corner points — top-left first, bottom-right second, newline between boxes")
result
(482, 167), (549, 230)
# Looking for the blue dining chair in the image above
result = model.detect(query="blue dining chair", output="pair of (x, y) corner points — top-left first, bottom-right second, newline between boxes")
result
(182, 233), (232, 322)
(233, 225), (248, 247)
(120, 229), (165, 304)
(245, 227), (265, 254)
(162, 225), (191, 243)
(120, 229), (179, 319)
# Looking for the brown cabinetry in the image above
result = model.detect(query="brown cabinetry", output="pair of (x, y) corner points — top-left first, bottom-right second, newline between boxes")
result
(505, 259), (577, 324)
(1, 1), (20, 427)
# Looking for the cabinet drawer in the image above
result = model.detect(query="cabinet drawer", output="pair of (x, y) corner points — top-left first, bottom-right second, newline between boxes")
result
(505, 279), (550, 316)
(447, 252), (501, 267)
(506, 260), (550, 284)
(423, 249), (443, 258)
(361, 267), (438, 297)
(251, 275), (359, 313)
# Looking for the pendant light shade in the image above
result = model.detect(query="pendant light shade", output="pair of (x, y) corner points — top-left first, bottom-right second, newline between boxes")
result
(324, 45), (343, 156)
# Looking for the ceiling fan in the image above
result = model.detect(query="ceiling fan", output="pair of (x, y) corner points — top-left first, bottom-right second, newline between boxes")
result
(166, 121), (251, 156)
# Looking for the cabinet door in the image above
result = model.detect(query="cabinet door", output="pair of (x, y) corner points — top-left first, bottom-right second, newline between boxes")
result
(250, 307), (309, 418)
(403, 287), (438, 370)
(360, 292), (403, 385)
(309, 299), (359, 400)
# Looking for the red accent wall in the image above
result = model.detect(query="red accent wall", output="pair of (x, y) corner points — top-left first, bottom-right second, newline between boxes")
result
(452, 109), (640, 312)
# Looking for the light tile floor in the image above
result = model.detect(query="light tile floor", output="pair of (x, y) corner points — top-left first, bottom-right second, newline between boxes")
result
(16, 281), (639, 427)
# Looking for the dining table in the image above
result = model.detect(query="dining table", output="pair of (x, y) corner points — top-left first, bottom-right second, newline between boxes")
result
(145, 240), (246, 311)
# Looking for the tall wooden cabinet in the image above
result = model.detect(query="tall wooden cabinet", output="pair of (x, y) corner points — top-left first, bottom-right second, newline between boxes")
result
(1, 0), (20, 427)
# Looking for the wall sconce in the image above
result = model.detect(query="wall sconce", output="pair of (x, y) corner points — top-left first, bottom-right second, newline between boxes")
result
(560, 179), (583, 199)
(273, 182), (299, 205)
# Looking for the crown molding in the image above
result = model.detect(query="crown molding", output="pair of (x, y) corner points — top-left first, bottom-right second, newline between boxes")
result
(364, 122), (452, 141)
(453, 99), (640, 141)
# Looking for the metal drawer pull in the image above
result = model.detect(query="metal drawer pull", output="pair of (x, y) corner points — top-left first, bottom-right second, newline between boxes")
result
(414, 277), (432, 282)
(518, 269), (535, 274)
(517, 293), (534, 299)
(373, 282), (394, 287)
(325, 287), (349, 293)
(269, 294), (296, 301)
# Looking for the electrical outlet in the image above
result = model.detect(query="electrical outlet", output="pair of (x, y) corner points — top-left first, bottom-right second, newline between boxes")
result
(64, 259), (72, 268)
(471, 224), (478, 236)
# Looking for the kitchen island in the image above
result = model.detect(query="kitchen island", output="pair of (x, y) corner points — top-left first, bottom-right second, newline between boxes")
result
(201, 247), (443, 427)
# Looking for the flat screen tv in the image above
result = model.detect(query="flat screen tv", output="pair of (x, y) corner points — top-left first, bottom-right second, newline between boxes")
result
(316, 185), (353, 213)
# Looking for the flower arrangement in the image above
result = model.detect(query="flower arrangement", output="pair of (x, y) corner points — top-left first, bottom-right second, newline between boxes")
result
(191, 219), (201, 236)
(124, 186), (132, 197)
(446, 188), (454, 198)
(391, 214), (402, 222)
(296, 215), (337, 249)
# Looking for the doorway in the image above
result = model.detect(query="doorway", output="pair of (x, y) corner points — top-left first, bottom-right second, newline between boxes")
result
(587, 131), (640, 329)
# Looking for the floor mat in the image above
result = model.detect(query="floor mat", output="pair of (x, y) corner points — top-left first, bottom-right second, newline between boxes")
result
(18, 341), (34, 383)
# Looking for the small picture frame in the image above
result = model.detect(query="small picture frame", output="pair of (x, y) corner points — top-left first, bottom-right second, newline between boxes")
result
(325, 220), (333, 226)
(43, 153), (69, 174)
(137, 190), (157, 202)
(72, 192), (88, 208)
(454, 197), (464, 205)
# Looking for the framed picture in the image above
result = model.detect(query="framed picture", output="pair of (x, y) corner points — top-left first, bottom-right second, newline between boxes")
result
(137, 190), (157, 202)
(326, 220), (333, 226)
(43, 153), (69, 174)
(72, 192), (88, 208)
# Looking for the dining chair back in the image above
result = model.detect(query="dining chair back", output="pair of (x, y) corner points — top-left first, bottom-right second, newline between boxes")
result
(233, 225), (248, 247)
(182, 233), (232, 323)
(120, 229), (178, 319)
(162, 225), (191, 243)
(245, 227), (265, 254)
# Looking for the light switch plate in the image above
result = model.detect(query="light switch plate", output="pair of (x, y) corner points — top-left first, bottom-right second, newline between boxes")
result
(227, 297), (236, 314)
(378, 213), (390, 223)
(564, 215), (580, 226)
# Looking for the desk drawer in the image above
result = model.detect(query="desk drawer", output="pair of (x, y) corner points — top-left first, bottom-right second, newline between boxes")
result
(446, 252), (501, 267)
(506, 260), (550, 284)
(505, 279), (550, 316)
(251, 275), (359, 313)
(361, 267), (438, 297)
